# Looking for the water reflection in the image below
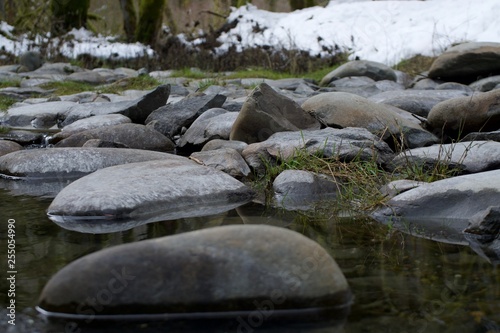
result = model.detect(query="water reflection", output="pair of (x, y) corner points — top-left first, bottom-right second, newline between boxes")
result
(0, 189), (499, 333)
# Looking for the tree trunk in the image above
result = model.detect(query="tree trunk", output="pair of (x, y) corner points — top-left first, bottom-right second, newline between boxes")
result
(50, 0), (90, 35)
(119, 0), (137, 42)
(136, 0), (166, 46)
(289, 0), (315, 11)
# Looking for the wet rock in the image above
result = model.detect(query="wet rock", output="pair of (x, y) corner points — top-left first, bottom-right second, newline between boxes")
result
(30, 113), (58, 129)
(464, 206), (500, 264)
(428, 42), (500, 83)
(177, 108), (238, 149)
(379, 179), (425, 199)
(146, 93), (226, 138)
(19, 51), (43, 71)
(0, 140), (22, 157)
(230, 83), (320, 144)
(301, 92), (438, 148)
(320, 60), (397, 86)
(470, 75), (500, 92)
(1, 101), (76, 128)
(427, 89), (500, 136)
(242, 127), (394, 172)
(368, 89), (471, 117)
(0, 130), (44, 145)
(46, 159), (255, 231)
(371, 170), (500, 244)
(389, 141), (500, 174)
(38, 225), (352, 319)
(61, 84), (170, 126)
(56, 123), (175, 152)
(273, 170), (341, 210)
(0, 147), (180, 180)
(201, 139), (248, 153)
(190, 148), (251, 178)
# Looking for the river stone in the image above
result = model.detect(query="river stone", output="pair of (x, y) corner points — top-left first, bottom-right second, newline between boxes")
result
(368, 90), (471, 117)
(30, 62), (84, 76)
(201, 139), (248, 153)
(2, 101), (76, 128)
(55, 123), (175, 152)
(46, 159), (255, 229)
(435, 82), (473, 93)
(66, 71), (107, 85)
(301, 92), (438, 148)
(19, 51), (43, 71)
(177, 108), (238, 149)
(371, 170), (500, 245)
(38, 225), (352, 319)
(82, 139), (129, 148)
(190, 148), (251, 178)
(145, 93), (226, 138)
(428, 42), (500, 83)
(0, 140), (22, 157)
(61, 84), (170, 126)
(470, 75), (500, 92)
(60, 114), (132, 135)
(0, 148), (181, 180)
(320, 60), (397, 86)
(273, 170), (340, 210)
(242, 127), (394, 173)
(463, 206), (500, 264)
(230, 83), (320, 144)
(0, 130), (44, 145)
(379, 179), (425, 199)
(427, 89), (500, 136)
(462, 130), (500, 142)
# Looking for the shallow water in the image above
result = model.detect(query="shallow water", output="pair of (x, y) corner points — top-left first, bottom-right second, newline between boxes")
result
(0, 189), (499, 333)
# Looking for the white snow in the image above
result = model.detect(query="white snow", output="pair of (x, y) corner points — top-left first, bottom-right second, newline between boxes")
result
(1, 0), (499, 65)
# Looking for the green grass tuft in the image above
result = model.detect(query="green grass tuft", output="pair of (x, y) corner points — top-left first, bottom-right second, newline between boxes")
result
(0, 96), (18, 112)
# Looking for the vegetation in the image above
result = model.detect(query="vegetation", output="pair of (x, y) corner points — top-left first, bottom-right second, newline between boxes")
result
(50, 0), (91, 34)
(0, 96), (17, 112)
(394, 54), (436, 76)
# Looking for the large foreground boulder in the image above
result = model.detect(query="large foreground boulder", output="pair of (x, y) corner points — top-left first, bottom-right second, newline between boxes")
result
(38, 225), (352, 322)
(47, 159), (255, 233)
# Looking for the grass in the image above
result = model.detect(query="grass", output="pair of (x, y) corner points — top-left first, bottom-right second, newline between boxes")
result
(393, 54), (436, 75)
(0, 96), (17, 112)
(0, 79), (22, 89)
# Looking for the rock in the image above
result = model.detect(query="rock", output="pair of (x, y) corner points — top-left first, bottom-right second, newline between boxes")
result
(2, 101), (76, 128)
(19, 51), (43, 71)
(371, 170), (500, 245)
(38, 225), (352, 321)
(320, 60), (397, 86)
(46, 159), (255, 232)
(230, 83), (320, 144)
(61, 84), (170, 126)
(462, 130), (500, 142)
(0, 86), (52, 100)
(82, 139), (129, 148)
(190, 148), (251, 178)
(301, 92), (438, 148)
(427, 89), (500, 136)
(56, 123), (175, 152)
(201, 139), (248, 153)
(435, 82), (473, 93)
(0, 140), (22, 157)
(146, 93), (226, 138)
(0, 130), (44, 145)
(389, 141), (500, 174)
(30, 113), (58, 129)
(411, 77), (442, 90)
(59, 114), (132, 136)
(428, 42), (500, 83)
(0, 147), (180, 180)
(368, 89), (471, 117)
(273, 170), (340, 210)
(379, 179), (425, 199)
(66, 71), (107, 85)
(30, 62), (84, 75)
(463, 206), (500, 264)
(470, 75), (500, 92)
(267, 78), (317, 91)
(177, 108), (238, 149)
(242, 127), (394, 173)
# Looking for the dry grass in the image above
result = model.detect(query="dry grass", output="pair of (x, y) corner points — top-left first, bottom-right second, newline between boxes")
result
(393, 54), (436, 75)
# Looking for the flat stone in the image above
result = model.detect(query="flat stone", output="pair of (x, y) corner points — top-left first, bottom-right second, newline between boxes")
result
(0, 147), (181, 180)
(0, 130), (44, 145)
(320, 60), (397, 86)
(2, 101), (76, 128)
(61, 114), (132, 135)
(190, 148), (251, 178)
(201, 139), (248, 154)
(38, 225), (352, 320)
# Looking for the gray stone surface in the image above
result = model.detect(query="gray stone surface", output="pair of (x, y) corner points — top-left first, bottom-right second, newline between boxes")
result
(0, 140), (23, 157)
(201, 139), (248, 153)
(320, 60), (397, 86)
(38, 225), (352, 317)
(190, 148), (251, 178)
(462, 130), (500, 142)
(301, 92), (438, 148)
(56, 123), (175, 152)
(46, 159), (255, 232)
(0, 147), (180, 179)
(0, 130), (44, 145)
(230, 83), (320, 144)
(470, 75), (500, 92)
(2, 101), (76, 128)
(59, 114), (132, 137)
(379, 179), (425, 199)
(19, 51), (43, 71)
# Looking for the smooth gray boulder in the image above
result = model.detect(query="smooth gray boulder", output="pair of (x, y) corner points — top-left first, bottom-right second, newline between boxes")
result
(190, 148), (251, 178)
(0, 140), (22, 157)
(0, 130), (43, 145)
(177, 108), (238, 149)
(201, 139), (248, 153)
(0, 148), (181, 180)
(379, 179), (425, 199)
(19, 51), (43, 71)
(273, 170), (341, 210)
(320, 60), (397, 86)
(53, 114), (132, 142)
(302, 92), (438, 148)
(324, 77), (404, 98)
(38, 225), (352, 320)
(368, 89), (471, 117)
(428, 42), (500, 83)
(427, 89), (500, 135)
(389, 141), (500, 174)
(47, 159), (255, 232)
(1, 101), (76, 128)
(145, 93), (226, 138)
(61, 84), (170, 126)
(242, 127), (394, 173)
(230, 83), (320, 144)
(470, 75), (500, 92)
(56, 123), (175, 152)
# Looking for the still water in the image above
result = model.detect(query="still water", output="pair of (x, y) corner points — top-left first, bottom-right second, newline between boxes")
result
(0, 188), (499, 333)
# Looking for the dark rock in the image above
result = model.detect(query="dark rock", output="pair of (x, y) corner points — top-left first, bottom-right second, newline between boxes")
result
(19, 51), (43, 71)
(320, 60), (397, 86)
(82, 139), (129, 148)
(190, 148), (251, 178)
(462, 130), (500, 142)
(0, 140), (23, 157)
(0, 130), (44, 145)
(146, 93), (226, 138)
(38, 225), (352, 319)
(230, 83), (320, 144)
(201, 139), (248, 153)
(56, 123), (175, 152)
